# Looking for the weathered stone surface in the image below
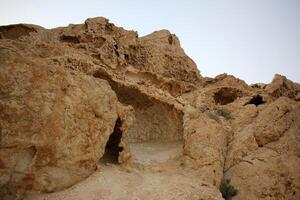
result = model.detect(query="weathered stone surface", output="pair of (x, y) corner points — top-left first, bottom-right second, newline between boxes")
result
(225, 103), (300, 199)
(219, 92), (300, 200)
(0, 57), (128, 195)
(266, 74), (300, 101)
(182, 106), (228, 187)
(0, 17), (299, 200)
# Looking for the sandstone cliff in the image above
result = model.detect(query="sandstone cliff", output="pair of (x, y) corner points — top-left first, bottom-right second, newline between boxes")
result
(0, 17), (299, 200)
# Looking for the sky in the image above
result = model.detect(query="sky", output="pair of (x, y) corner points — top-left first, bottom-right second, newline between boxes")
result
(0, 0), (299, 84)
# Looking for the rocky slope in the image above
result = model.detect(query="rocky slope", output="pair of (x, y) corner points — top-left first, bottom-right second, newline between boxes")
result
(0, 17), (299, 200)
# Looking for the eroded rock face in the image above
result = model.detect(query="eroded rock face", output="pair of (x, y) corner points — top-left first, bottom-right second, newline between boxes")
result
(0, 18), (299, 200)
(0, 56), (131, 196)
(266, 74), (300, 101)
(0, 18), (200, 198)
(184, 73), (300, 199)
(182, 106), (228, 187)
(224, 102), (300, 199)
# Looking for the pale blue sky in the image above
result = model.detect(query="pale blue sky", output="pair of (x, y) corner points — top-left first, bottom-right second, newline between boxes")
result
(1, 0), (299, 84)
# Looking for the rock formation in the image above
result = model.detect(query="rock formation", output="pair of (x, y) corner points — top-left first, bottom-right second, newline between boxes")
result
(0, 17), (299, 200)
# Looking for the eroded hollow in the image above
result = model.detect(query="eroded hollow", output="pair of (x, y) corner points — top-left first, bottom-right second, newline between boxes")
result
(94, 71), (183, 143)
(94, 71), (184, 164)
(100, 118), (123, 164)
(60, 35), (80, 44)
(116, 85), (182, 143)
(244, 95), (265, 106)
(213, 87), (243, 105)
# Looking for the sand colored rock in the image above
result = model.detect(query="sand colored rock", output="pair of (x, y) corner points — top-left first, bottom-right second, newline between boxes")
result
(0, 17), (299, 200)
(225, 102), (300, 199)
(182, 107), (228, 187)
(266, 74), (300, 101)
(0, 60), (129, 194)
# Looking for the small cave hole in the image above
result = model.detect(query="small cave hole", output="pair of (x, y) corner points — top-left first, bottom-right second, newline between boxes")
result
(114, 49), (120, 57)
(213, 88), (241, 105)
(124, 54), (130, 61)
(60, 35), (80, 44)
(168, 35), (173, 45)
(100, 118), (123, 164)
(244, 95), (265, 106)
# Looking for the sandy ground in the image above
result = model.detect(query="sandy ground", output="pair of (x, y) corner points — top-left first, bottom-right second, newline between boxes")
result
(24, 142), (206, 200)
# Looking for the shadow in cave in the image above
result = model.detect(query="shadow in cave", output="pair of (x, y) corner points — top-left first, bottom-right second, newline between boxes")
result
(93, 70), (184, 166)
(213, 88), (242, 105)
(93, 70), (184, 143)
(99, 118), (123, 164)
(244, 95), (265, 106)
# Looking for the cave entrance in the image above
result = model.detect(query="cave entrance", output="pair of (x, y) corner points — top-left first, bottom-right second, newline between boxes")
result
(114, 86), (183, 143)
(93, 71), (184, 164)
(110, 85), (184, 164)
(213, 87), (243, 105)
(100, 118), (123, 164)
(244, 95), (265, 106)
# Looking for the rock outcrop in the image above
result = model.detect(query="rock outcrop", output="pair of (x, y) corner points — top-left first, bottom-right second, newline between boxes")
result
(0, 17), (299, 200)
(265, 74), (300, 101)
(0, 56), (134, 193)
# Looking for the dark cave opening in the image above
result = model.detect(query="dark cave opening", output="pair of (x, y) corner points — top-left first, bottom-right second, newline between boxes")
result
(100, 118), (123, 164)
(93, 70), (184, 143)
(244, 95), (265, 106)
(93, 70), (184, 165)
(213, 88), (242, 105)
(60, 35), (80, 44)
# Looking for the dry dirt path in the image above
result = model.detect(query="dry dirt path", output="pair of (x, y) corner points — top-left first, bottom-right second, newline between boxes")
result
(24, 142), (208, 200)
